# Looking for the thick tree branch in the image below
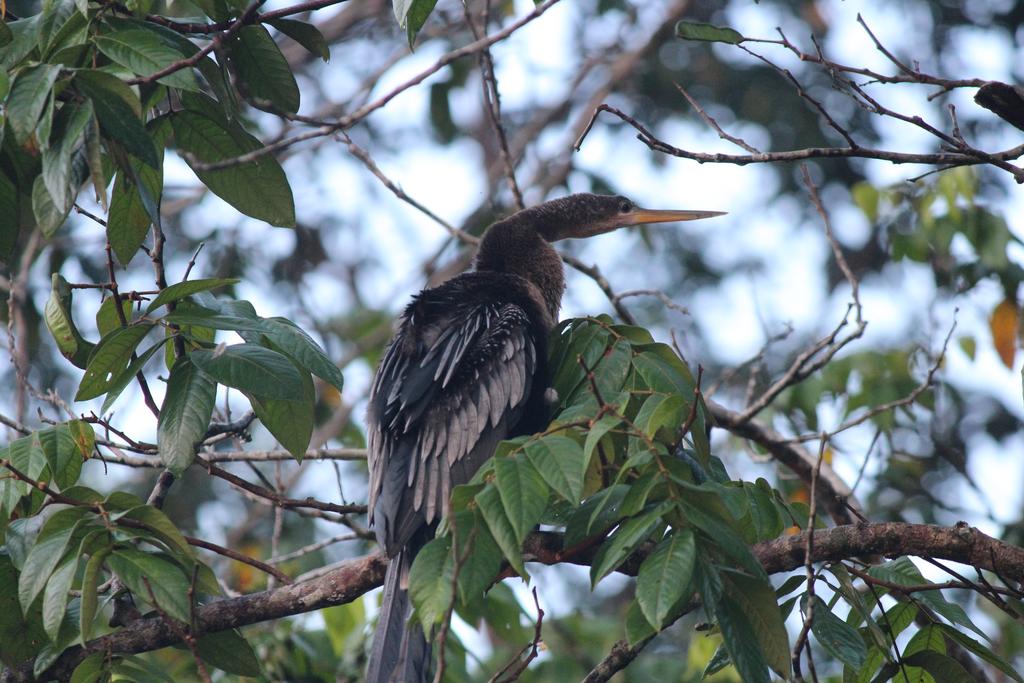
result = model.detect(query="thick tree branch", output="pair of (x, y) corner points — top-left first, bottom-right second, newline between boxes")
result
(10, 522), (1021, 681)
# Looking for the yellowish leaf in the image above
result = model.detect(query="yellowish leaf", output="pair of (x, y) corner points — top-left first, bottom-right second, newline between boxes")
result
(990, 299), (1018, 369)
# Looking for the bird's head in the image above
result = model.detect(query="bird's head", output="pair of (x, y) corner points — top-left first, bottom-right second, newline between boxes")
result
(532, 193), (725, 241)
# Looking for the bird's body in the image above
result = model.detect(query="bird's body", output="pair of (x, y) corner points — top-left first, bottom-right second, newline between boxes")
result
(366, 194), (723, 683)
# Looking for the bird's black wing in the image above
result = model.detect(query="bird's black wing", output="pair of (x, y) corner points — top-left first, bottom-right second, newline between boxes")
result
(367, 287), (538, 556)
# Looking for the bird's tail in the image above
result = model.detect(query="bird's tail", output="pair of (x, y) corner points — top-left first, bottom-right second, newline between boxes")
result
(366, 548), (431, 683)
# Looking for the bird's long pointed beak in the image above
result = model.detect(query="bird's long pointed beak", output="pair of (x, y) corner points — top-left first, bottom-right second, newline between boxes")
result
(626, 208), (726, 225)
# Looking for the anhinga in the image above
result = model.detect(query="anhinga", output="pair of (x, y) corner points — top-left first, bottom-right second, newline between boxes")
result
(366, 193), (724, 683)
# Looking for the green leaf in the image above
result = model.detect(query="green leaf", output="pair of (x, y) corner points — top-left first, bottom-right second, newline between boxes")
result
(19, 507), (87, 613)
(196, 629), (261, 676)
(714, 594), (771, 683)
(935, 624), (1022, 682)
(267, 18), (329, 61)
(95, 296), (135, 337)
(523, 435), (585, 504)
(722, 571), (790, 678)
(95, 29), (199, 91)
(42, 551), (78, 641)
(190, 343), (305, 400)
(75, 70), (159, 168)
(0, 554), (48, 668)
(45, 273), (95, 369)
(902, 651), (975, 683)
(675, 20), (744, 44)
(869, 558), (988, 641)
(564, 484), (629, 547)
(408, 536), (453, 630)
(41, 101), (92, 210)
(396, 0), (438, 44)
(636, 528), (695, 629)
(6, 63), (62, 144)
(107, 548), (192, 623)
(227, 25), (299, 113)
(804, 594), (867, 670)
(171, 109), (295, 226)
(119, 505), (193, 559)
(0, 171), (19, 262)
(247, 366), (314, 461)
(590, 503), (669, 587)
(162, 307), (265, 333)
(157, 358), (217, 474)
(146, 278), (239, 313)
(32, 161), (78, 236)
(70, 652), (105, 683)
(624, 598), (656, 647)
(493, 454), (548, 544)
(100, 338), (168, 413)
(76, 323), (155, 401)
(257, 318), (344, 390)
(79, 542), (110, 641)
(0, 20), (12, 48)
(635, 392), (687, 439)
(476, 484), (526, 577)
(106, 116), (170, 264)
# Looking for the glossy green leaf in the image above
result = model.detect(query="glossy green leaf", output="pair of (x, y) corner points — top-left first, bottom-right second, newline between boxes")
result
(564, 484), (629, 547)
(107, 549), (192, 623)
(267, 18), (329, 61)
(41, 552), (78, 641)
(106, 116), (170, 264)
(408, 536), (453, 630)
(100, 338), (168, 413)
(157, 358), (217, 474)
(95, 296), (135, 337)
(41, 101), (92, 210)
(119, 505), (193, 559)
(6, 63), (61, 144)
(675, 20), (744, 44)
(590, 503), (669, 587)
(624, 598), (656, 647)
(78, 543), (110, 642)
(171, 109), (295, 226)
(190, 343), (304, 400)
(903, 650), (975, 683)
(804, 594), (867, 670)
(32, 165), (76, 237)
(714, 594), (771, 683)
(869, 557), (988, 641)
(935, 624), (1022, 682)
(18, 507), (87, 613)
(76, 323), (155, 401)
(493, 454), (548, 544)
(247, 365), (314, 461)
(476, 484), (526, 577)
(258, 318), (344, 390)
(69, 652), (105, 683)
(398, 0), (438, 44)
(196, 629), (261, 676)
(45, 273), (95, 369)
(523, 435), (585, 504)
(634, 392), (687, 439)
(75, 70), (159, 168)
(95, 29), (199, 90)
(227, 25), (299, 112)
(723, 570), (790, 677)
(636, 528), (695, 629)
(146, 278), (239, 313)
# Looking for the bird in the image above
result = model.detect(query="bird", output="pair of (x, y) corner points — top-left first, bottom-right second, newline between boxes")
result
(365, 193), (724, 683)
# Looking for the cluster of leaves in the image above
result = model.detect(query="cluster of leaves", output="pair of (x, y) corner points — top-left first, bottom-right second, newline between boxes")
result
(44, 276), (343, 472)
(404, 317), (1024, 682)
(406, 317), (801, 682)
(0, 0), (340, 260)
(0, 419), (261, 679)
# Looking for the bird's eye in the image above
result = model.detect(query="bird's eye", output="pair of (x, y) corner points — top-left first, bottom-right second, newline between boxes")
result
(618, 201), (632, 214)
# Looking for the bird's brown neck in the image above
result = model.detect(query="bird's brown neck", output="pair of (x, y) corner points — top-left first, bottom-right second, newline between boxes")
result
(475, 215), (565, 327)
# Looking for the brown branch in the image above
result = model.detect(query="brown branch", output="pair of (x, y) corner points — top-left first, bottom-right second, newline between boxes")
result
(580, 635), (653, 683)
(9, 522), (1024, 681)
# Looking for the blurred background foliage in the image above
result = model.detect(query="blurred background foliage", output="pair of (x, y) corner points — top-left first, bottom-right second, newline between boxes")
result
(2, 0), (1024, 679)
